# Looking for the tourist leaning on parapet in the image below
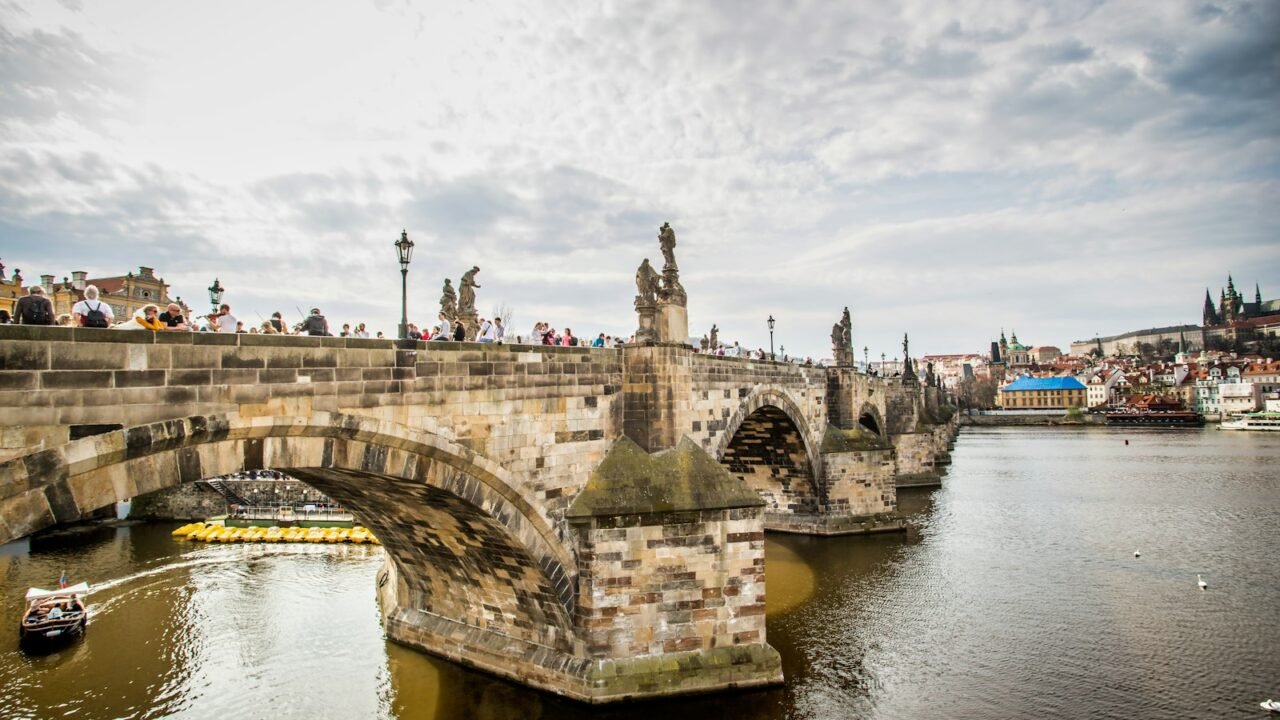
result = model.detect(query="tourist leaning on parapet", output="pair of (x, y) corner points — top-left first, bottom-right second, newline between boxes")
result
(135, 305), (165, 330)
(15, 285), (55, 325)
(158, 303), (189, 330)
(72, 284), (114, 328)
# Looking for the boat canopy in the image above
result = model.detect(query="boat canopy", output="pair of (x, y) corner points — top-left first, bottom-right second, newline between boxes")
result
(25, 583), (90, 601)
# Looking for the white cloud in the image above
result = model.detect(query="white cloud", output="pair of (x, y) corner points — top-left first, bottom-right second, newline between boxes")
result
(0, 0), (1277, 358)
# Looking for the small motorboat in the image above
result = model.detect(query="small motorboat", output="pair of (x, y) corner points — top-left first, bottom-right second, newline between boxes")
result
(1262, 699), (1280, 713)
(20, 583), (90, 649)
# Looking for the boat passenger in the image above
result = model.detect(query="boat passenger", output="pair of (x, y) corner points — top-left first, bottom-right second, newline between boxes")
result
(47, 605), (64, 619)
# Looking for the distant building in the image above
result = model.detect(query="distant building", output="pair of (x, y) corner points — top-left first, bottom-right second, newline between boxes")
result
(6, 266), (187, 323)
(1000, 330), (1033, 367)
(1070, 275), (1278, 357)
(1070, 325), (1201, 358)
(997, 376), (1087, 410)
(1034, 346), (1062, 363)
(1202, 275), (1280, 351)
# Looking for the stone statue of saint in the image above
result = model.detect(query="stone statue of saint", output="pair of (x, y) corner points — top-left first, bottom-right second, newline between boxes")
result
(458, 266), (481, 315)
(635, 258), (660, 305)
(439, 279), (457, 320)
(700, 335), (709, 351)
(902, 332), (910, 359)
(841, 307), (852, 349)
(658, 222), (677, 272)
(832, 323), (845, 361)
(709, 324), (719, 348)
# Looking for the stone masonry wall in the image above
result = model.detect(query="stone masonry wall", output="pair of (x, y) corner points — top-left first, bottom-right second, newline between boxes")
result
(822, 448), (896, 516)
(685, 353), (828, 458)
(127, 481), (227, 520)
(568, 506), (781, 698)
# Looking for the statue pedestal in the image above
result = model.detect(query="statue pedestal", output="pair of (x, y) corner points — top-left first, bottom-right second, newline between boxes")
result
(457, 312), (479, 341)
(635, 301), (658, 344)
(658, 302), (688, 345)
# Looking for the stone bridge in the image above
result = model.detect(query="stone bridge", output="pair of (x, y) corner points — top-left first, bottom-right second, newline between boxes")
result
(0, 325), (955, 702)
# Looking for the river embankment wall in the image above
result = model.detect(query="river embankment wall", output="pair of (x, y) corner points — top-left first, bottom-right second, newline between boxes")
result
(959, 413), (1105, 427)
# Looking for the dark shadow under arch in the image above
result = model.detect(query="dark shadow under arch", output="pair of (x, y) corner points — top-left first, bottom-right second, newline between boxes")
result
(721, 405), (820, 515)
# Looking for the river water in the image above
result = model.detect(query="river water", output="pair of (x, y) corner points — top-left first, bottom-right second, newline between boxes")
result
(2, 427), (1277, 719)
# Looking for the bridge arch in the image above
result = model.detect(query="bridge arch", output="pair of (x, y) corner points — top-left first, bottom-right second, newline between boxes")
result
(0, 412), (576, 650)
(713, 387), (823, 515)
(856, 402), (886, 438)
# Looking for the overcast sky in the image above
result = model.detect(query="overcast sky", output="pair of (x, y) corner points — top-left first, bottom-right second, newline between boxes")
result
(1, 0), (1277, 358)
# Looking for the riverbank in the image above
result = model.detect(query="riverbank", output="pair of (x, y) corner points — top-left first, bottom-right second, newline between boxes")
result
(959, 412), (1104, 427)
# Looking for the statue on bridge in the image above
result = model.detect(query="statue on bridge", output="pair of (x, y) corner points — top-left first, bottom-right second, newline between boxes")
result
(635, 258), (660, 306)
(658, 222), (677, 273)
(709, 324), (718, 348)
(458, 267), (481, 316)
(830, 308), (854, 366)
(902, 332), (918, 386)
(635, 222), (688, 344)
(439, 279), (457, 321)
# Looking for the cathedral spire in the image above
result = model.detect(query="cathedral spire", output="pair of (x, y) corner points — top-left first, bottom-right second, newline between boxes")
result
(1203, 289), (1218, 326)
(1257, 283), (1262, 305)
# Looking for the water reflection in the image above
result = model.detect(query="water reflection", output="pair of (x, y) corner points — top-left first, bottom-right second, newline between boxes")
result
(2, 428), (1277, 719)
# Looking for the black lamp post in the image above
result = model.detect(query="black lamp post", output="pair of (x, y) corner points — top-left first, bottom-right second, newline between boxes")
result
(395, 230), (414, 340)
(767, 315), (776, 361)
(881, 352), (886, 376)
(208, 278), (224, 313)
(864, 346), (869, 373)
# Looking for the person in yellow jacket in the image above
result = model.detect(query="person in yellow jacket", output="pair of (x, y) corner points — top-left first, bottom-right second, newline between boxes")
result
(134, 305), (165, 330)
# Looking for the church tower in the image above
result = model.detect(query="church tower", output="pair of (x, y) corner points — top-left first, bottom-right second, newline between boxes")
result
(1203, 289), (1219, 326)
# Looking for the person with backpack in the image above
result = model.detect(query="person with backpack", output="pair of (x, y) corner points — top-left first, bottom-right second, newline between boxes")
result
(72, 285), (114, 328)
(304, 308), (329, 336)
(16, 285), (55, 325)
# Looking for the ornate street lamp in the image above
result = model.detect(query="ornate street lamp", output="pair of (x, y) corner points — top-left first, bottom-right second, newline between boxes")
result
(864, 345), (869, 373)
(767, 315), (776, 361)
(881, 352), (886, 376)
(395, 230), (415, 340)
(208, 278), (224, 312)
(780, 344), (785, 360)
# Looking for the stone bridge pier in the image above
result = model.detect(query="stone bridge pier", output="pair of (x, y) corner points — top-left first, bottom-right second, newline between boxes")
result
(0, 326), (954, 702)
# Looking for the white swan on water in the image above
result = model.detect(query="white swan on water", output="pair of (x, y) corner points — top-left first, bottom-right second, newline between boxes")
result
(1134, 550), (1140, 558)
(1198, 574), (1208, 590)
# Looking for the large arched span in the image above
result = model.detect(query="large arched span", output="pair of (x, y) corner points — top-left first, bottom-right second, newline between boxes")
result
(715, 389), (822, 516)
(0, 412), (576, 649)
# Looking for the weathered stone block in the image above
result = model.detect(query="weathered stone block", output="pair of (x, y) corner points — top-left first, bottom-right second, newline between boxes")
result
(0, 342), (49, 371)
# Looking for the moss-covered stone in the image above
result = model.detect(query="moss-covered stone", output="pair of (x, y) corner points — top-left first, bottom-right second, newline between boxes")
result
(566, 436), (763, 519)
(819, 425), (889, 452)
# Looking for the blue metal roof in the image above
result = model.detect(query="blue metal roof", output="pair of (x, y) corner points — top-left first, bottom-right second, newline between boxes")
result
(1002, 376), (1086, 392)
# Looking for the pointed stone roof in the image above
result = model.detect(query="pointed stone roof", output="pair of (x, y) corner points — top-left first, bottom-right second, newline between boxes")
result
(565, 436), (763, 519)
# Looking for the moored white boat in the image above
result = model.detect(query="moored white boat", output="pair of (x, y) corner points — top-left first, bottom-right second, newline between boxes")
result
(1220, 411), (1280, 431)
(1261, 699), (1280, 713)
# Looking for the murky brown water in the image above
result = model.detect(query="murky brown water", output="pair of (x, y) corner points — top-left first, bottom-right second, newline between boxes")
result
(2, 427), (1278, 719)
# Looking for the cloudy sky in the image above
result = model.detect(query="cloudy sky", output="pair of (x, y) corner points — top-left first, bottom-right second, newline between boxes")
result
(1, 0), (1277, 358)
